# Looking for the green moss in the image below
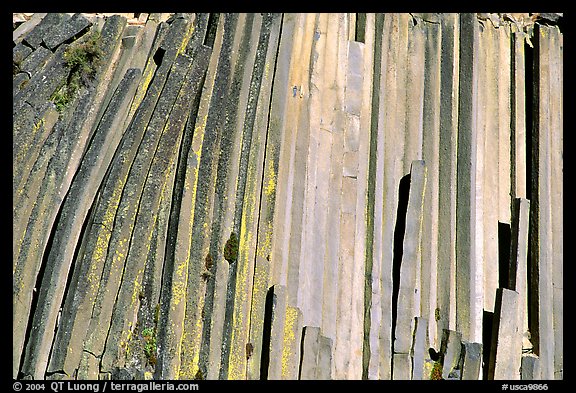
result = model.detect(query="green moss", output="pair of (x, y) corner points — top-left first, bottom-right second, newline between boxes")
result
(141, 326), (157, 367)
(223, 232), (239, 263)
(430, 360), (444, 380)
(51, 30), (104, 113)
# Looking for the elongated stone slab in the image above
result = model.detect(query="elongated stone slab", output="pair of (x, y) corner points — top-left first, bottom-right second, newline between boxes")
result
(436, 14), (459, 345)
(23, 13), (69, 48)
(154, 17), (223, 380)
(420, 19), (441, 351)
(456, 13), (483, 344)
(521, 354), (541, 380)
(299, 326), (321, 380)
(48, 19), (195, 378)
(317, 335), (333, 380)
(394, 160), (427, 354)
(412, 317), (428, 380)
(13, 13), (47, 44)
(488, 288), (520, 380)
(80, 49), (192, 363)
(547, 26), (563, 381)
(392, 353), (412, 380)
(509, 198), (531, 351)
(20, 46), (53, 76)
(511, 29), (527, 199)
(13, 42), (33, 65)
(460, 341), (482, 380)
(266, 285), (288, 380)
(440, 329), (462, 380)
(21, 68), (141, 380)
(281, 306), (303, 379)
(245, 13), (283, 381)
(529, 24), (555, 380)
(43, 13), (92, 50)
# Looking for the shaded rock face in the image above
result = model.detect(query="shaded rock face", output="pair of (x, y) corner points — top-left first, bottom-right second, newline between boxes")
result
(13, 13), (563, 381)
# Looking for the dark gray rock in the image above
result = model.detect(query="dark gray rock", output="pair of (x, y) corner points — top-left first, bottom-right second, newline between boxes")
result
(13, 42), (33, 65)
(21, 69), (141, 380)
(13, 73), (30, 95)
(42, 13), (92, 50)
(20, 46), (53, 76)
(440, 329), (462, 379)
(23, 13), (69, 49)
(460, 341), (482, 380)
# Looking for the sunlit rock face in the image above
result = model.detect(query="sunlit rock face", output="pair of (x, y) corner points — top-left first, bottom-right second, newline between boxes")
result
(13, 12), (563, 381)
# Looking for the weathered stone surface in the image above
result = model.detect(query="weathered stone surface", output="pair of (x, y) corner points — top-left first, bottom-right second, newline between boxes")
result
(267, 285), (288, 380)
(456, 13), (483, 344)
(80, 49), (192, 365)
(48, 19), (194, 378)
(43, 13), (92, 50)
(20, 46), (53, 76)
(179, 13), (238, 380)
(441, 329), (462, 380)
(13, 72), (29, 94)
(299, 326), (321, 380)
(13, 13), (47, 44)
(420, 19), (441, 350)
(392, 353), (412, 380)
(21, 68), (141, 379)
(100, 57), (193, 373)
(488, 288), (520, 380)
(436, 13), (459, 344)
(13, 42), (33, 65)
(394, 160), (427, 354)
(529, 24), (556, 380)
(412, 317), (428, 380)
(13, 44), (68, 111)
(509, 198), (531, 353)
(245, 13), (283, 381)
(317, 335), (333, 379)
(23, 13), (69, 48)
(521, 354), (541, 380)
(154, 16), (222, 380)
(281, 306), (303, 379)
(461, 341), (482, 380)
